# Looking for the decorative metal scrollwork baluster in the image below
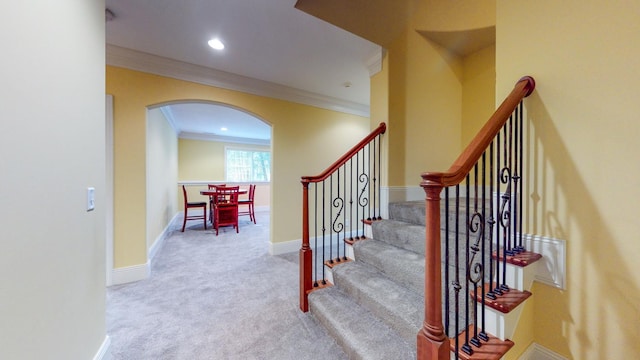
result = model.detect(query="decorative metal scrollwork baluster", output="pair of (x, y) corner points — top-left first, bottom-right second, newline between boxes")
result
(498, 167), (512, 291)
(467, 212), (485, 348)
(358, 173), (369, 239)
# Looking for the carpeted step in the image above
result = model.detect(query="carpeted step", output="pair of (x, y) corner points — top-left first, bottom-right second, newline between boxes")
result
(331, 261), (423, 344)
(352, 238), (424, 294)
(389, 199), (493, 230)
(371, 219), (425, 255)
(388, 201), (425, 226)
(308, 286), (416, 360)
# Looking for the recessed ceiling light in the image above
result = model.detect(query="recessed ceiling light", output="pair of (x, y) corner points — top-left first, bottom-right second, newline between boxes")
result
(208, 38), (225, 50)
(220, 127), (228, 131)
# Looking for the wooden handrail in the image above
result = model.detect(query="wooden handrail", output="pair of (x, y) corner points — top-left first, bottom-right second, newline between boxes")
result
(301, 122), (386, 184)
(420, 76), (535, 187)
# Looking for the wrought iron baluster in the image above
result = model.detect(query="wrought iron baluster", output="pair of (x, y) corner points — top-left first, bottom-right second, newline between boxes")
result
(313, 184), (319, 287)
(329, 175), (334, 265)
(321, 180), (327, 284)
(454, 184), (461, 358)
(487, 141), (497, 300)
(355, 151), (359, 238)
(517, 101), (525, 252)
(377, 134), (382, 220)
(342, 164), (347, 259)
(494, 132), (503, 295)
(332, 170), (343, 263)
(479, 152), (489, 342)
(349, 158), (354, 241)
(358, 148), (370, 239)
(444, 187), (450, 338)
(461, 175), (473, 356)
(500, 125), (511, 292)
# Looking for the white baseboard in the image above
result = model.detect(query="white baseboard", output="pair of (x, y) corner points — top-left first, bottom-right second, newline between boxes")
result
(93, 336), (111, 360)
(519, 342), (568, 360)
(111, 262), (150, 285)
(270, 238), (301, 255)
(524, 234), (566, 290)
(386, 186), (424, 203)
(269, 231), (358, 256)
(149, 213), (179, 262)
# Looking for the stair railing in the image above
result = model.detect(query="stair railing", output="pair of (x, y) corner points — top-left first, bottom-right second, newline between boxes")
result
(299, 122), (386, 311)
(418, 77), (535, 359)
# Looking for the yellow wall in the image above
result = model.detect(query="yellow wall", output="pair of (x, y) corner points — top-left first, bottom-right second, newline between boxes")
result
(1, 1), (106, 359)
(461, 45), (496, 147)
(381, 4), (497, 188)
(385, 24), (463, 187)
(497, 0), (640, 358)
(178, 138), (271, 209)
(106, 66), (370, 268)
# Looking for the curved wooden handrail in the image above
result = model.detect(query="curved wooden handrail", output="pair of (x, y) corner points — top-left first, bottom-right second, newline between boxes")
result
(421, 76), (535, 188)
(301, 122), (386, 184)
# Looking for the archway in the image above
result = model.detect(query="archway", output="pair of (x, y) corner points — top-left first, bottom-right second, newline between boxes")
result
(145, 100), (272, 259)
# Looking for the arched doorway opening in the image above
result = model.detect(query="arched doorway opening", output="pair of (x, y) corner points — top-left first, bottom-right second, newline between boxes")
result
(145, 100), (272, 263)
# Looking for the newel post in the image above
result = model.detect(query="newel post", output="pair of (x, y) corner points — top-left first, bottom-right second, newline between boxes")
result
(300, 181), (312, 312)
(417, 178), (449, 360)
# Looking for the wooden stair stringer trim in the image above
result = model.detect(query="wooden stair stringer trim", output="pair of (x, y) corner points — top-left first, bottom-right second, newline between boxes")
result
(324, 257), (353, 269)
(345, 236), (369, 246)
(307, 279), (333, 295)
(475, 283), (532, 314)
(450, 325), (514, 360)
(492, 250), (542, 267)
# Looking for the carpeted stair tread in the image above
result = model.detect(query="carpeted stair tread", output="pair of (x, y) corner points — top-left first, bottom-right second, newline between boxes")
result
(371, 219), (425, 255)
(352, 239), (425, 294)
(309, 286), (416, 360)
(331, 261), (423, 344)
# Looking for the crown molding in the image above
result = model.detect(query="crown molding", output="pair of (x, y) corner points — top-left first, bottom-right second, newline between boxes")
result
(179, 131), (270, 146)
(159, 106), (179, 133)
(366, 48), (385, 77)
(106, 44), (370, 117)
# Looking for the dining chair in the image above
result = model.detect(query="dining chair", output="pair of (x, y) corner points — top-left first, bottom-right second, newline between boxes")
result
(238, 184), (256, 224)
(207, 183), (226, 224)
(213, 186), (240, 235)
(181, 185), (207, 232)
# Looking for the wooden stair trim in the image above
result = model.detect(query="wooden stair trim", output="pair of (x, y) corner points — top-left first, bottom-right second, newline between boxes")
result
(492, 250), (542, 267)
(344, 236), (369, 246)
(307, 279), (333, 295)
(323, 257), (352, 269)
(475, 283), (532, 314)
(450, 325), (514, 360)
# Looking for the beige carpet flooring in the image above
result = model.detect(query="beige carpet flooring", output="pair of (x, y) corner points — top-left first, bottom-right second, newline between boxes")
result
(106, 210), (347, 360)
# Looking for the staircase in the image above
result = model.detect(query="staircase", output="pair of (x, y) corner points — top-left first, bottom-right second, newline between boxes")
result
(299, 76), (539, 360)
(308, 200), (541, 359)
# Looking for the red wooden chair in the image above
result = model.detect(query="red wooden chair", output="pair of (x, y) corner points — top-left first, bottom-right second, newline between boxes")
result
(207, 184), (226, 224)
(181, 185), (207, 232)
(213, 186), (240, 235)
(238, 184), (256, 224)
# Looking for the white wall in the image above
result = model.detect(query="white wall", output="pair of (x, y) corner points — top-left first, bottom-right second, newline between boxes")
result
(0, 1), (107, 359)
(146, 107), (179, 254)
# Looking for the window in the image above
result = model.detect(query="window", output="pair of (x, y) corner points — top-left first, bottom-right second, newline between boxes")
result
(225, 148), (270, 182)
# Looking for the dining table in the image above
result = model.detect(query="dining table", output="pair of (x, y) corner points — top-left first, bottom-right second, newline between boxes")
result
(199, 188), (248, 197)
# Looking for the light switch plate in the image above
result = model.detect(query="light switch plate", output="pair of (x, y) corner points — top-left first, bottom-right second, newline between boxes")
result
(87, 187), (95, 211)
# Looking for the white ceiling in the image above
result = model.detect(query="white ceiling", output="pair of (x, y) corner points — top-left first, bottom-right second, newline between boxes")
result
(105, 0), (381, 143)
